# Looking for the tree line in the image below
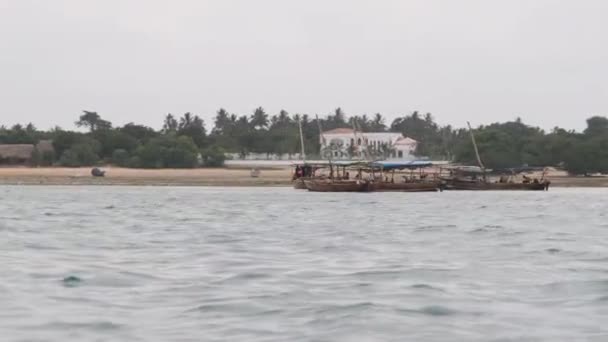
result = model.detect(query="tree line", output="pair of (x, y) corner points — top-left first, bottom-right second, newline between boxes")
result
(0, 107), (607, 174)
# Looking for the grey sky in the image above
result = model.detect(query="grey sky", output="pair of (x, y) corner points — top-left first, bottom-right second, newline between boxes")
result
(1, 0), (606, 131)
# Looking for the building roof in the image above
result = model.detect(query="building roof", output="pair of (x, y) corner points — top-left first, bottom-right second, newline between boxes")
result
(394, 137), (418, 145)
(323, 128), (355, 134)
(0, 144), (35, 159)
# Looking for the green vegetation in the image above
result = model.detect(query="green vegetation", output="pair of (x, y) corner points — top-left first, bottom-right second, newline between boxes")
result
(1, 109), (607, 174)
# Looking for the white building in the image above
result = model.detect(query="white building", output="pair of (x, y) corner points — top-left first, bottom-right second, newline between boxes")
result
(321, 128), (418, 160)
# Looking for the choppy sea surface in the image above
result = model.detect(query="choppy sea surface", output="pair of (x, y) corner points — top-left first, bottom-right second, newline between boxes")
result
(1, 186), (608, 341)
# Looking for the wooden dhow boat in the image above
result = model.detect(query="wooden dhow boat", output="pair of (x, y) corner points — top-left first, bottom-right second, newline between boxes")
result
(442, 122), (551, 191)
(293, 161), (360, 190)
(366, 160), (443, 192)
(442, 165), (550, 191)
(445, 178), (549, 191)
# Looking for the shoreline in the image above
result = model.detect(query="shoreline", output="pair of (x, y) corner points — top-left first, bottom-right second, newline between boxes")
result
(1, 167), (608, 187)
(0, 167), (293, 187)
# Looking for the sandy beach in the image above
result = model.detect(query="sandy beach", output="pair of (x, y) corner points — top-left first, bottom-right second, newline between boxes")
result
(0, 167), (293, 186)
(0, 167), (607, 187)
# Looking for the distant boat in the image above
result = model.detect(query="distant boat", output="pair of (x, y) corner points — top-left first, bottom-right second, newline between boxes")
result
(442, 122), (550, 191)
(447, 180), (548, 191)
(441, 165), (550, 191)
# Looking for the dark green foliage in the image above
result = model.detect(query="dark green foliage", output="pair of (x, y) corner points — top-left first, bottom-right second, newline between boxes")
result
(111, 149), (131, 167)
(31, 149), (56, 167)
(390, 111), (455, 159)
(3, 109), (608, 174)
(75, 111), (112, 132)
(92, 130), (138, 159)
(135, 135), (199, 168)
(41, 150), (56, 166)
(0, 123), (44, 144)
(119, 123), (158, 144)
(201, 146), (226, 167)
(162, 114), (178, 133)
(52, 130), (85, 158)
(59, 142), (100, 167)
(450, 117), (608, 175)
(177, 113), (206, 147)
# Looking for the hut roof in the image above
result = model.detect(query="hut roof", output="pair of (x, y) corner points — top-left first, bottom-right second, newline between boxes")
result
(0, 144), (34, 159)
(36, 140), (54, 153)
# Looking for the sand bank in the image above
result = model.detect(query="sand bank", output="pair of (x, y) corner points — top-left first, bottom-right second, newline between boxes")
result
(0, 167), (293, 186)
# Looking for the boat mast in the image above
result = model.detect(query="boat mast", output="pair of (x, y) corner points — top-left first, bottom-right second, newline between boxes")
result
(467, 121), (486, 180)
(351, 119), (362, 161)
(316, 115), (333, 177)
(298, 117), (306, 163)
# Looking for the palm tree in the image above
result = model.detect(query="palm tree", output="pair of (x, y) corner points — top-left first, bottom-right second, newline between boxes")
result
(76, 111), (111, 132)
(179, 112), (193, 130)
(251, 107), (269, 129)
(371, 113), (386, 131)
(213, 108), (230, 134)
(162, 114), (178, 133)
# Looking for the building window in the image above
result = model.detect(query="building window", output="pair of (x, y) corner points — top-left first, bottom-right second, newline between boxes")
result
(398, 151), (403, 158)
(357, 138), (362, 146)
(350, 138), (354, 146)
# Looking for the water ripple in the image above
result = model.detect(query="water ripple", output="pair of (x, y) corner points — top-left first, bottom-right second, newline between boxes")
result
(1, 186), (607, 341)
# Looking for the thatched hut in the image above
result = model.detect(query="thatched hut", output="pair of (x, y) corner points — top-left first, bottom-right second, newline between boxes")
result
(0, 140), (56, 166)
(0, 144), (35, 165)
(36, 140), (54, 154)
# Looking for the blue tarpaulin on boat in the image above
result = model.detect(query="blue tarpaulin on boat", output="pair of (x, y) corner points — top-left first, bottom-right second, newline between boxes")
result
(370, 160), (433, 170)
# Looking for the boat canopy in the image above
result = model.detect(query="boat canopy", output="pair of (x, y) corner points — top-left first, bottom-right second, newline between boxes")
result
(490, 166), (546, 174)
(370, 160), (433, 171)
(291, 160), (363, 167)
(442, 165), (488, 174)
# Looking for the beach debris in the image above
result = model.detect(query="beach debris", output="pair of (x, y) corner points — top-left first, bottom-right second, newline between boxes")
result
(91, 167), (106, 177)
(250, 168), (260, 178)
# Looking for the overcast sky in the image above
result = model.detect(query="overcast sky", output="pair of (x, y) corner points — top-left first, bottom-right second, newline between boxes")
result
(1, 0), (606, 131)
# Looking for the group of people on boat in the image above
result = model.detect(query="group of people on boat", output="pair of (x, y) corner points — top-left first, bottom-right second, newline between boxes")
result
(292, 165), (313, 180)
(497, 174), (543, 184)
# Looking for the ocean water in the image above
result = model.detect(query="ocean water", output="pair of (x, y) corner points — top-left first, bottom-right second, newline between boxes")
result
(1, 186), (608, 341)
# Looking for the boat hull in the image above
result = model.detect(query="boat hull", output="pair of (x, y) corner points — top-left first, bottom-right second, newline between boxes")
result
(373, 182), (439, 192)
(446, 180), (549, 191)
(304, 180), (372, 192)
(293, 178), (307, 189)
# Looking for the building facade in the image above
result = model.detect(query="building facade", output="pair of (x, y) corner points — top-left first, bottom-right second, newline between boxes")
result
(320, 128), (418, 160)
